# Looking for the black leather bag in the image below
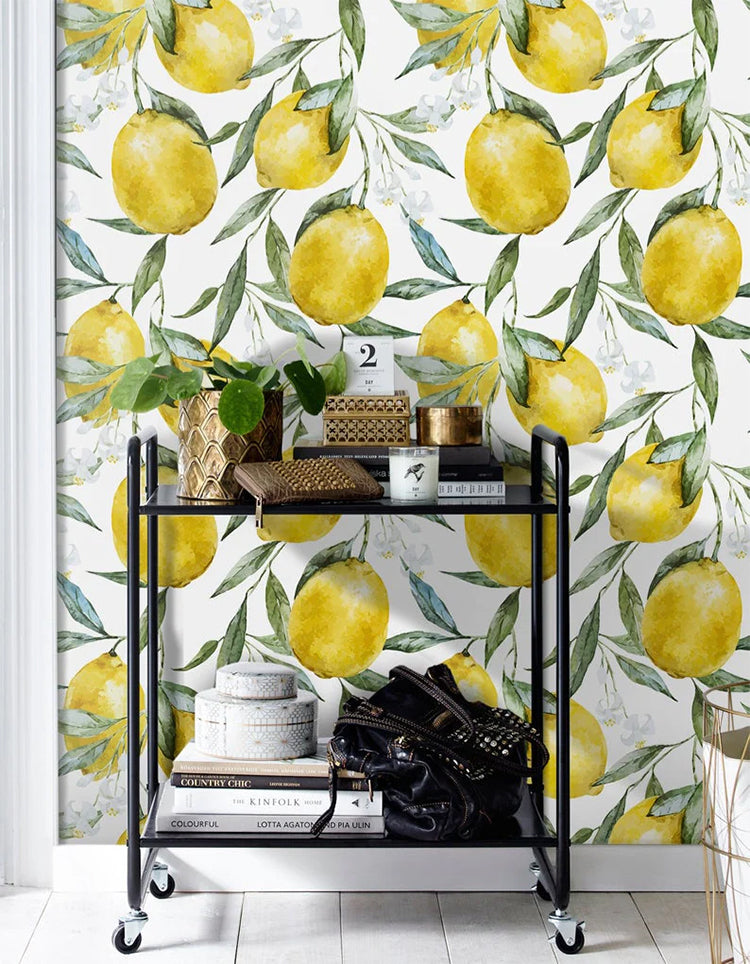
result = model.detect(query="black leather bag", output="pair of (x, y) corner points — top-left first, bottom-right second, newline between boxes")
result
(312, 664), (549, 841)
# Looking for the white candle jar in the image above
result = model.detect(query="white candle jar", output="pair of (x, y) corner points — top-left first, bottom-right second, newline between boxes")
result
(388, 446), (439, 502)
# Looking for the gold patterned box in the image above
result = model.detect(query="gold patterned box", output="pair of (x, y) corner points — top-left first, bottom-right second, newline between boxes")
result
(323, 391), (411, 446)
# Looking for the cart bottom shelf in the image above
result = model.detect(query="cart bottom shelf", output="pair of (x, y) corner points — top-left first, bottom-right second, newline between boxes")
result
(140, 783), (557, 849)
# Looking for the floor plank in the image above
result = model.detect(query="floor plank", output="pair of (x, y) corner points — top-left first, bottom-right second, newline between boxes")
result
(0, 886), (50, 964)
(439, 892), (556, 964)
(20, 891), (243, 963)
(633, 892), (710, 964)
(236, 892), (342, 964)
(542, 893), (662, 963)
(341, 892), (449, 964)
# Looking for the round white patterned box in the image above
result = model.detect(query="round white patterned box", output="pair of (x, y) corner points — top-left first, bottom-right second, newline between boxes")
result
(195, 689), (318, 760)
(216, 661), (297, 700)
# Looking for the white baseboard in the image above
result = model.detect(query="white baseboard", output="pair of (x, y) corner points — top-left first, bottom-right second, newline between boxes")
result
(54, 844), (704, 894)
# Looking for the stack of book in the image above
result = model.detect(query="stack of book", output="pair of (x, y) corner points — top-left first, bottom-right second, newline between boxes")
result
(293, 440), (505, 498)
(156, 740), (384, 836)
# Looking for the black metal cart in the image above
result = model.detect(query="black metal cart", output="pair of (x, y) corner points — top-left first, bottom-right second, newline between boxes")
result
(112, 424), (584, 956)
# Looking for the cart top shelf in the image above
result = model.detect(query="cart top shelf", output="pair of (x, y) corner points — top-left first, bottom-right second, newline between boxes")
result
(140, 484), (561, 517)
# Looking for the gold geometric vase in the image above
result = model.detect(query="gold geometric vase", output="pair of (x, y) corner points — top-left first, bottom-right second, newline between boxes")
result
(178, 389), (283, 501)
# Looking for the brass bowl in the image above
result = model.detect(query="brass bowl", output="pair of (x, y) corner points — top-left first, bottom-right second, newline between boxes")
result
(416, 405), (482, 446)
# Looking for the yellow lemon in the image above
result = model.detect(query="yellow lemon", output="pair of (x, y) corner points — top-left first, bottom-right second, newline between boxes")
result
(63, 300), (145, 423)
(609, 796), (683, 845)
(416, 0), (500, 74)
(159, 341), (233, 435)
(289, 206), (389, 326)
(543, 700), (607, 798)
(465, 111), (570, 234)
(255, 90), (349, 190)
(641, 206), (742, 326)
(443, 652), (498, 706)
(464, 514), (557, 588)
(607, 91), (702, 190)
(507, 0), (606, 94)
(159, 708), (195, 776)
(606, 443), (702, 543)
(112, 110), (218, 235)
(63, 0), (146, 74)
(257, 515), (341, 543)
(507, 342), (606, 446)
(288, 559), (389, 678)
(112, 467), (218, 588)
(154, 0), (254, 93)
(416, 300), (499, 406)
(642, 559), (742, 679)
(63, 652), (145, 781)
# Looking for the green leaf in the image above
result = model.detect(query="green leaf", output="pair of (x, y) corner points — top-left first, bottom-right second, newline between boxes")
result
(385, 278), (457, 299)
(109, 357), (155, 412)
(56, 2), (123, 29)
(265, 570), (291, 652)
(485, 589), (520, 666)
(385, 631), (453, 653)
(618, 570), (644, 650)
(346, 669), (389, 691)
(571, 542), (631, 594)
(89, 570), (135, 586)
(296, 186), (356, 242)
(514, 329), (563, 362)
(56, 278), (109, 299)
(485, 236), (520, 313)
(263, 302), (323, 347)
(340, 0), (366, 67)
(645, 418), (664, 445)
(391, 0), (473, 28)
(501, 86), (559, 139)
(58, 739), (109, 777)
(615, 654), (676, 700)
(649, 538), (707, 595)
(681, 424), (709, 507)
(147, 83), (207, 140)
(223, 515), (247, 540)
(576, 441), (627, 539)
(501, 322), (528, 407)
(700, 316), (750, 339)
(160, 327), (210, 362)
(217, 596), (248, 668)
(576, 86), (627, 184)
(172, 638), (220, 672)
(284, 361), (326, 415)
(296, 538), (355, 596)
(56, 219), (107, 282)
(693, 0), (718, 68)
(442, 216), (503, 235)
(681, 782), (703, 844)
(408, 569), (459, 635)
(58, 630), (108, 652)
(212, 243), (247, 348)
(647, 80), (694, 111)
(692, 682), (707, 741)
(593, 792), (628, 843)
(615, 302), (675, 347)
(158, 685), (177, 762)
(146, 0), (176, 52)
(699, 670), (750, 691)
(571, 827), (595, 844)
(618, 218), (644, 297)
(649, 785), (695, 817)
(378, 105), (446, 134)
(594, 392), (666, 433)
(569, 474), (594, 496)
(442, 570), (504, 588)
(646, 771), (664, 797)
(328, 73), (358, 154)
(201, 121), (241, 146)
(549, 121), (594, 147)
(570, 598), (600, 695)
(347, 317), (417, 339)
(499, 0), (529, 53)
(397, 33), (461, 78)
(213, 543), (278, 597)
(396, 353), (475, 383)
(132, 236), (167, 312)
(646, 64), (664, 91)
(649, 185), (706, 243)
(681, 73), (709, 154)
(407, 218), (460, 282)
(56, 140), (100, 177)
(321, 351), (347, 395)
(58, 708), (120, 737)
(166, 368), (202, 400)
(218, 379), (264, 434)
(565, 244), (600, 349)
(390, 133), (452, 177)
(527, 286), (571, 319)
(593, 745), (667, 786)
(595, 39), (667, 80)
(565, 190), (632, 245)
(223, 87), (275, 185)
(57, 492), (101, 530)
(138, 588), (167, 652)
(212, 189), (280, 244)
(56, 385), (109, 423)
(57, 572), (106, 635)
(246, 39), (313, 80)
(692, 331), (718, 421)
(265, 218), (291, 296)
(56, 355), (118, 384)
(56, 33), (110, 69)
(161, 680), (196, 712)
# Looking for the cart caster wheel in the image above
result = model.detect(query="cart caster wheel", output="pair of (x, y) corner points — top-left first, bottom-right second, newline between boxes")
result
(112, 924), (142, 955)
(150, 874), (175, 899)
(534, 880), (552, 902)
(554, 925), (585, 955)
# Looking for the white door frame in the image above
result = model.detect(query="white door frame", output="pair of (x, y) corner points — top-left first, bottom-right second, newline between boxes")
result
(0, 0), (58, 887)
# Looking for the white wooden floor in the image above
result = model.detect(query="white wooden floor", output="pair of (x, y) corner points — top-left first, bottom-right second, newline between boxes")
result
(1, 887), (710, 963)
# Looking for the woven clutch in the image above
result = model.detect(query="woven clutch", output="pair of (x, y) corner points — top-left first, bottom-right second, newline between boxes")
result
(234, 458), (384, 526)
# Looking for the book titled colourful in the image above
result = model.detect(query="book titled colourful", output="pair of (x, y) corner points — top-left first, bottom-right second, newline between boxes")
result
(172, 786), (383, 816)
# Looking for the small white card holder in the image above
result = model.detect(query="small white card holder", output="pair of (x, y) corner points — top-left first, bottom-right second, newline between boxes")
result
(343, 336), (395, 395)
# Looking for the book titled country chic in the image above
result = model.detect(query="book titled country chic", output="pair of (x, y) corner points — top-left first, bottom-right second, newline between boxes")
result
(171, 740), (362, 779)
(173, 786), (383, 816)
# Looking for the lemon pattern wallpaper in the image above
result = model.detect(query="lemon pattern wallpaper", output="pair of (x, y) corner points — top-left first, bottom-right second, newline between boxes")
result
(56, 0), (750, 846)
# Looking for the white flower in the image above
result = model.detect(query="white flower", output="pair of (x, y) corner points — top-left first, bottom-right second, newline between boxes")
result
(371, 143), (384, 166)
(729, 524), (750, 560)
(403, 165), (422, 181)
(415, 94), (453, 131)
(398, 515), (422, 534)
(76, 65), (97, 84)
(62, 447), (101, 486)
(402, 544), (433, 577)
(99, 780), (127, 817)
(595, 0), (623, 21)
(401, 190), (433, 225)
(64, 802), (101, 838)
(596, 692), (625, 728)
(268, 7), (302, 42)
(620, 7), (655, 42)
(99, 425), (127, 463)
(620, 360), (655, 395)
(244, 0), (271, 20)
(469, 46), (482, 66)
(374, 172), (403, 206)
(596, 340), (625, 374)
(449, 75), (481, 111)
(65, 94), (101, 133)
(429, 66), (449, 83)
(58, 543), (81, 578)
(728, 172), (750, 207)
(98, 74), (128, 112)
(596, 311), (609, 333)
(374, 521), (401, 559)
(621, 713), (655, 748)
(59, 190), (81, 226)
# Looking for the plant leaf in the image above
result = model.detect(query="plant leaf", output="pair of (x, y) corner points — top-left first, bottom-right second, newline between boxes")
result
(56, 140), (100, 177)
(501, 322), (528, 406)
(501, 86), (559, 139)
(56, 219), (107, 282)
(56, 385), (110, 423)
(593, 744), (667, 786)
(408, 218), (460, 281)
(618, 218), (644, 296)
(442, 570), (504, 588)
(485, 589), (520, 666)
(247, 39), (313, 80)
(295, 185), (355, 242)
(328, 72), (358, 154)
(161, 680), (196, 712)
(56, 33), (110, 69)
(681, 782), (703, 844)
(284, 361), (326, 415)
(396, 353), (475, 383)
(217, 596), (248, 668)
(701, 316), (750, 339)
(265, 570), (291, 652)
(442, 216), (503, 235)
(570, 598), (600, 695)
(485, 236), (520, 313)
(132, 235), (167, 312)
(385, 631), (453, 653)
(56, 355), (118, 384)
(692, 331), (718, 420)
(57, 492), (101, 530)
(649, 538), (707, 595)
(594, 391), (665, 433)
(397, 33), (461, 78)
(565, 244), (600, 349)
(527, 286), (571, 319)
(548, 121), (594, 147)
(147, 83), (207, 140)
(571, 542), (631, 594)
(565, 190), (632, 245)
(263, 301), (323, 347)
(146, 0), (176, 52)
(265, 218), (291, 296)
(649, 185), (706, 242)
(294, 80), (341, 110)
(213, 543), (279, 597)
(681, 73), (710, 154)
(576, 86), (627, 184)
(347, 317), (417, 338)
(391, 0), (473, 29)
(692, 0), (718, 68)
(648, 79), (693, 111)
(576, 441), (627, 538)
(172, 638), (220, 672)
(224, 87), (275, 185)
(615, 654), (676, 700)
(390, 133), (452, 177)
(408, 569), (459, 635)
(296, 538), (355, 595)
(57, 572), (106, 635)
(340, 0), (366, 66)
(514, 329), (563, 361)
(385, 278), (458, 299)
(595, 39), (667, 80)
(217, 379), (264, 434)
(58, 739), (110, 777)
(615, 302), (675, 347)
(618, 570), (644, 652)
(499, 0), (529, 53)
(681, 424), (709, 507)
(592, 791), (629, 843)
(213, 189), (279, 244)
(212, 243), (247, 348)
(649, 785), (695, 817)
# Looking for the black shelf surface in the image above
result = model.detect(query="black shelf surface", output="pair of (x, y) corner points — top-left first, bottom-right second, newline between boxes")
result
(141, 783), (556, 850)
(141, 485), (558, 517)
